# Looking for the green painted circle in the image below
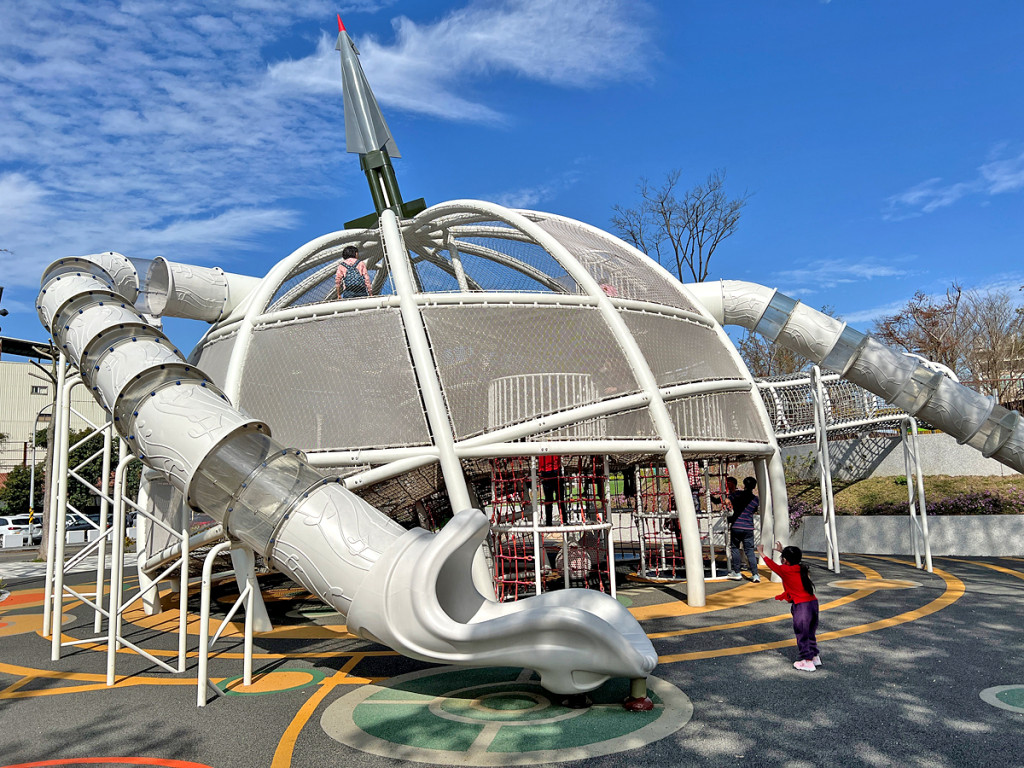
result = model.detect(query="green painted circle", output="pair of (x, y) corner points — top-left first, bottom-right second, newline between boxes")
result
(996, 688), (1024, 708)
(321, 666), (692, 766)
(615, 594), (633, 607)
(980, 685), (1024, 713)
(478, 693), (540, 711)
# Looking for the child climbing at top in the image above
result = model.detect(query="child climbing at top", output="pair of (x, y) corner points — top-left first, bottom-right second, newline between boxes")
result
(757, 541), (820, 672)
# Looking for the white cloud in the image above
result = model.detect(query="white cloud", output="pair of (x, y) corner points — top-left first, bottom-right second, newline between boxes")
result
(0, 173), (50, 222)
(491, 168), (584, 209)
(884, 147), (1024, 220)
(772, 258), (907, 296)
(0, 0), (655, 301)
(268, 0), (653, 123)
(843, 274), (1024, 325)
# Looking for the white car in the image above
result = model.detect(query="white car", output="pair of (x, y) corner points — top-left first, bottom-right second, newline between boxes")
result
(0, 514), (42, 545)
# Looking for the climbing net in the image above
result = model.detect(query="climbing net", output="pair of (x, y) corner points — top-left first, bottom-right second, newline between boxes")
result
(487, 456), (612, 602)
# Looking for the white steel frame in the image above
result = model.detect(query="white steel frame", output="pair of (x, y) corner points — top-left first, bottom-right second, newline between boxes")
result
(41, 362), (259, 695)
(197, 540), (255, 707)
(756, 370), (932, 573)
(209, 201), (785, 608)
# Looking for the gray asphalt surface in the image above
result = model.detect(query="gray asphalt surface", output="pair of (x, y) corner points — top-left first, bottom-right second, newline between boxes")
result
(0, 553), (1022, 768)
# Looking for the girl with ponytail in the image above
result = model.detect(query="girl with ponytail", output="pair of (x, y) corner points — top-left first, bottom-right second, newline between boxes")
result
(757, 541), (820, 672)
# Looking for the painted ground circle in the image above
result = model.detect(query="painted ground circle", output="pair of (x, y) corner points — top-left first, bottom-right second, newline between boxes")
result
(979, 685), (1024, 714)
(321, 666), (692, 766)
(217, 668), (325, 696)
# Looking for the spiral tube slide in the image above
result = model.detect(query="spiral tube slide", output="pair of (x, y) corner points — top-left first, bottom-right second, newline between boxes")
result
(687, 280), (1024, 473)
(37, 253), (656, 694)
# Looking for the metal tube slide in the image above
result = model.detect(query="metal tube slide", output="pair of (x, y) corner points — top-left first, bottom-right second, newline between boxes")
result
(37, 255), (656, 694)
(688, 280), (1024, 473)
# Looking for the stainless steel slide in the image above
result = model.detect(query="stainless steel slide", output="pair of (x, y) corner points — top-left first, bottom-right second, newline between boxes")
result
(37, 252), (656, 695)
(687, 280), (1024, 473)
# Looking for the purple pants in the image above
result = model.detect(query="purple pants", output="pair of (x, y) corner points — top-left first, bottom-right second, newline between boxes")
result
(791, 599), (819, 660)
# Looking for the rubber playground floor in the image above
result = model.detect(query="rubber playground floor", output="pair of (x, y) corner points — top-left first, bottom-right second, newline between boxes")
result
(1, 552), (1022, 768)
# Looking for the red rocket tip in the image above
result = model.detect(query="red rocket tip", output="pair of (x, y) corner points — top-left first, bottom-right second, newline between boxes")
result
(337, 14), (345, 32)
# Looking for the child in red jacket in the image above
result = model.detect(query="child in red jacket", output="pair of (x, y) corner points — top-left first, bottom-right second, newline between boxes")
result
(758, 541), (820, 671)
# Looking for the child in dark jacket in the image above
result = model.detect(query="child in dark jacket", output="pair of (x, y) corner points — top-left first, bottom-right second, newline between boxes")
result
(757, 541), (820, 671)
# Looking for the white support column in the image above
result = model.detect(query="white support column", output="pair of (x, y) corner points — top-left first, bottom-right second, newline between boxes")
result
(50, 373), (80, 660)
(106, 444), (131, 686)
(379, 210), (472, 512)
(604, 455), (616, 599)
(902, 417), (932, 572)
(93, 421), (114, 633)
(42, 352), (68, 636)
(765, 452), (789, 564)
(229, 546), (272, 633)
(811, 366), (840, 573)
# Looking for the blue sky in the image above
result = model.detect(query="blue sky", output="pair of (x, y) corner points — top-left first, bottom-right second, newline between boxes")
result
(1, 0), (1023, 352)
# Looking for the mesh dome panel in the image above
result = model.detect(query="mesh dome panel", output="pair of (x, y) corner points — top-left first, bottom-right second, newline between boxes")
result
(619, 310), (747, 387)
(665, 392), (770, 443)
(445, 221), (580, 294)
(191, 332), (237, 389)
(529, 215), (701, 312)
(267, 239), (395, 311)
(422, 304), (639, 439)
(237, 309), (430, 450)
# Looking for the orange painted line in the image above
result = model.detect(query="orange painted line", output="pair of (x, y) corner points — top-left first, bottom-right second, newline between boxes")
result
(942, 558), (1024, 580)
(658, 559), (963, 664)
(647, 558), (883, 639)
(0, 676), (32, 695)
(0, 758), (212, 767)
(633, 555), (882, 622)
(271, 654), (366, 768)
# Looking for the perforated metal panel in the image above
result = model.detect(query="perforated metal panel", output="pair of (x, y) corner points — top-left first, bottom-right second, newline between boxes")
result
(530, 215), (701, 312)
(191, 333), (237, 389)
(620, 310), (746, 387)
(665, 392), (770, 443)
(422, 305), (639, 439)
(237, 309), (430, 450)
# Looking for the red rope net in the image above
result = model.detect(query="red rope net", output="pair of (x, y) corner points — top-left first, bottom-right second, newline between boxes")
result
(487, 455), (612, 601)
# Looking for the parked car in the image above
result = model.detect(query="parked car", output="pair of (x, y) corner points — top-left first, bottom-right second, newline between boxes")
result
(66, 511), (104, 532)
(0, 515), (42, 545)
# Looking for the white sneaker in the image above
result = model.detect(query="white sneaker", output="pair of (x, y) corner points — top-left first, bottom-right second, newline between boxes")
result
(727, 572), (743, 580)
(793, 660), (816, 672)
(812, 655), (822, 666)
(752, 574), (761, 583)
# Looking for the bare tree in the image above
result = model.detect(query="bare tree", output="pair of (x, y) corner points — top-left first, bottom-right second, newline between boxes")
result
(872, 284), (967, 377)
(961, 289), (1024, 401)
(612, 169), (750, 282)
(738, 305), (840, 377)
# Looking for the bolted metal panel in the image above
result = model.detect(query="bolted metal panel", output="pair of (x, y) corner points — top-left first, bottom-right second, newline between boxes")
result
(237, 309), (431, 451)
